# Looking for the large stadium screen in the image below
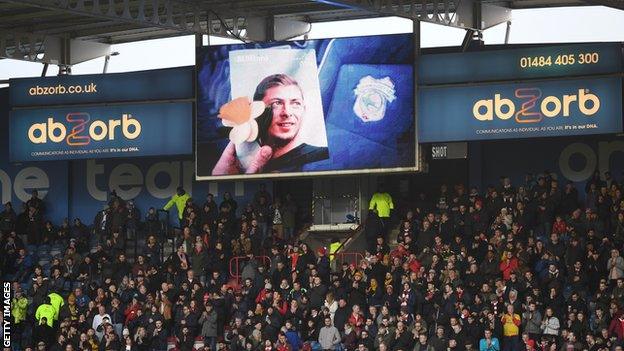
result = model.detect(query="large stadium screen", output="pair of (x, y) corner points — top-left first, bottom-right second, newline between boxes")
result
(195, 33), (417, 180)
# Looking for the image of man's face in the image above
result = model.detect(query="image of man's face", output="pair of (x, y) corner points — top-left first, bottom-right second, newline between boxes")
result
(262, 84), (304, 145)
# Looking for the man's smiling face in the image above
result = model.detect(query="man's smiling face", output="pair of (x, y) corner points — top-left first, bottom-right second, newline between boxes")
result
(262, 84), (304, 145)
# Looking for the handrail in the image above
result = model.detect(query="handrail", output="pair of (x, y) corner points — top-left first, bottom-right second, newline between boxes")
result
(228, 255), (271, 284)
(330, 222), (364, 253)
(330, 251), (365, 268)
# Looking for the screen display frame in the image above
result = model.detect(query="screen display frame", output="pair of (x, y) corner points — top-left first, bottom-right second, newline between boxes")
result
(194, 33), (420, 181)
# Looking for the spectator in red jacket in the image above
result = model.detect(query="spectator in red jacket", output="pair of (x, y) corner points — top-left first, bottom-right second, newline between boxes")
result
(347, 304), (364, 335)
(499, 251), (519, 281)
(551, 215), (567, 236)
(608, 313), (624, 341)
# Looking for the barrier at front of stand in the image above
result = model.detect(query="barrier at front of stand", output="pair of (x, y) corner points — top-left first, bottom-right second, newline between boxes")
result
(228, 255), (272, 286)
(330, 251), (365, 268)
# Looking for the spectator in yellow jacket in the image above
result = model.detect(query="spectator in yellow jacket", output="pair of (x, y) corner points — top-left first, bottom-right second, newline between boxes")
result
(369, 184), (394, 237)
(11, 288), (28, 324)
(48, 291), (65, 322)
(164, 186), (191, 226)
(35, 298), (56, 328)
(500, 304), (521, 351)
(11, 288), (29, 349)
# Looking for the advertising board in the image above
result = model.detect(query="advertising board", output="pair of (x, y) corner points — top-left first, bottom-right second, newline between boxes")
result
(420, 43), (622, 84)
(10, 102), (193, 161)
(419, 77), (622, 142)
(9, 67), (194, 162)
(418, 43), (623, 143)
(10, 66), (194, 107)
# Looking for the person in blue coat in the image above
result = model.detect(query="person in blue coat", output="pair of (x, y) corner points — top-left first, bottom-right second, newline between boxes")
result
(479, 329), (500, 351)
(284, 320), (303, 351)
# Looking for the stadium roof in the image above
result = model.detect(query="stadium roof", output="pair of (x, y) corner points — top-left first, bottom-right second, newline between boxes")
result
(0, 0), (621, 65)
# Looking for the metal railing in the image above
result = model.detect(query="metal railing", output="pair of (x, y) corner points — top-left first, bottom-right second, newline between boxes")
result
(229, 255), (272, 284)
(330, 251), (365, 268)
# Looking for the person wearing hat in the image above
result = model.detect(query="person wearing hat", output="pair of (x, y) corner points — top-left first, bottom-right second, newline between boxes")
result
(163, 186), (191, 226)
(315, 247), (330, 283)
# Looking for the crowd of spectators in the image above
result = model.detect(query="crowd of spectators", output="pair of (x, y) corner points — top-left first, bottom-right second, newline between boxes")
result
(2, 170), (624, 351)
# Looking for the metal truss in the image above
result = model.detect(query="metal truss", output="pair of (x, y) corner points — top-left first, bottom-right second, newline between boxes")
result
(206, 11), (248, 40)
(0, 0), (264, 45)
(312, 0), (472, 27)
(0, 0), (204, 34)
(0, 0), (251, 63)
(0, 29), (112, 66)
(311, 0), (512, 30)
(0, 30), (46, 62)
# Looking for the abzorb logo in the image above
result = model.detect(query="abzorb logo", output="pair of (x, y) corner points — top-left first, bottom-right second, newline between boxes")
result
(27, 113), (141, 145)
(472, 88), (600, 123)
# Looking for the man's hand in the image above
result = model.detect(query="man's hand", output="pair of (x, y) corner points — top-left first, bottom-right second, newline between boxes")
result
(212, 142), (273, 175)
